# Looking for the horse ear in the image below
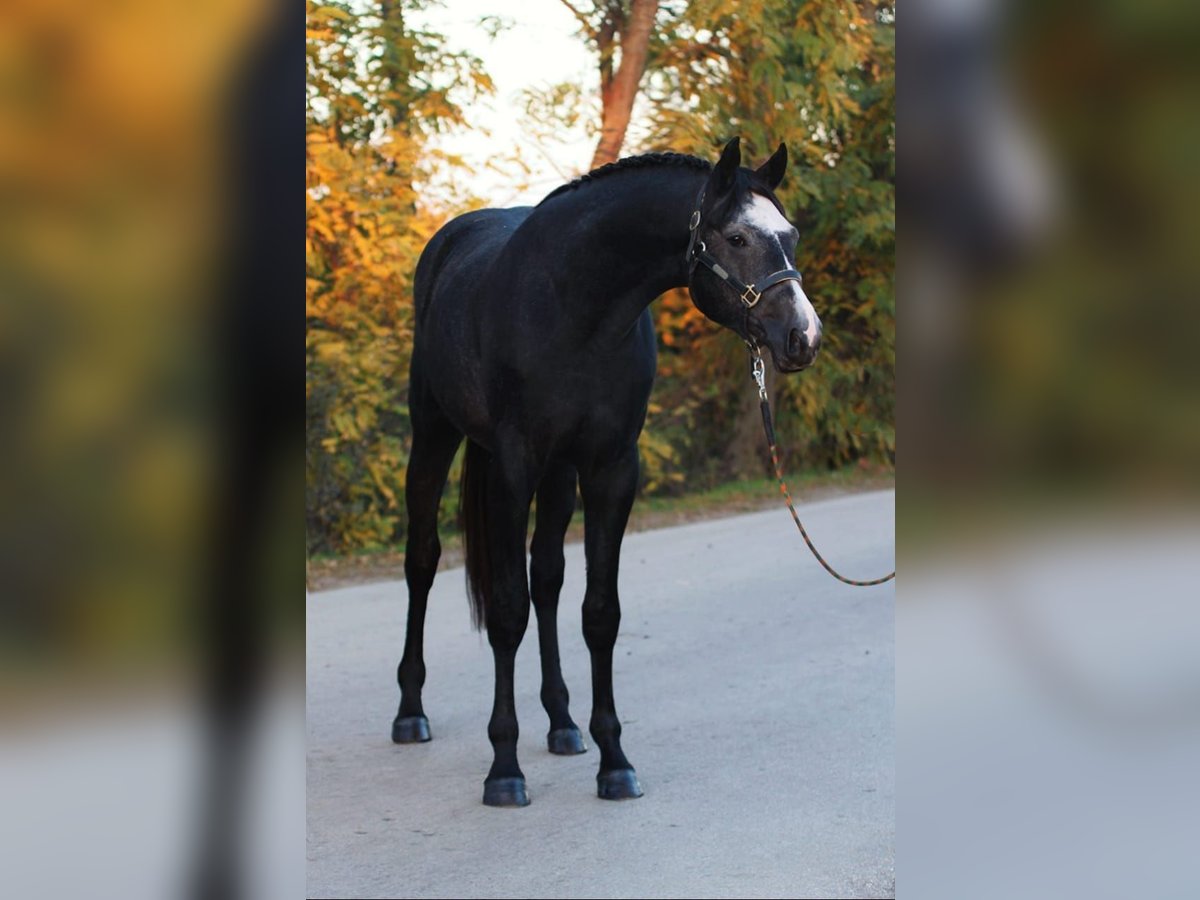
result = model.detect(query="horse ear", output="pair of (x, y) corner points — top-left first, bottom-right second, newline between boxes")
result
(756, 142), (787, 190)
(710, 136), (741, 195)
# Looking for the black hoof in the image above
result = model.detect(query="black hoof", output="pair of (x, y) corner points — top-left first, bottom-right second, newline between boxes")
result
(391, 715), (431, 743)
(483, 777), (530, 807)
(597, 768), (643, 801)
(547, 727), (588, 755)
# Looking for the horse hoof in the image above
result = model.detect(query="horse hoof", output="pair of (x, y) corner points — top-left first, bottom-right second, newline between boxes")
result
(547, 727), (587, 755)
(483, 777), (530, 807)
(391, 715), (431, 743)
(597, 768), (643, 801)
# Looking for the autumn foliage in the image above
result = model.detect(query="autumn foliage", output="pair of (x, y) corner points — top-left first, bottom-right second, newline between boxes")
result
(306, 0), (894, 554)
(306, 1), (489, 551)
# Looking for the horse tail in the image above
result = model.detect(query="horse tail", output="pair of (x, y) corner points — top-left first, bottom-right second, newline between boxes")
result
(459, 439), (490, 631)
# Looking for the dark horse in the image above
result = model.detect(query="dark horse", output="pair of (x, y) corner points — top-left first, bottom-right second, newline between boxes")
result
(392, 137), (821, 806)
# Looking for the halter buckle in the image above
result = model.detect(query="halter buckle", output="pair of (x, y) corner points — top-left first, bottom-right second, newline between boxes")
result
(740, 284), (762, 308)
(688, 210), (700, 231)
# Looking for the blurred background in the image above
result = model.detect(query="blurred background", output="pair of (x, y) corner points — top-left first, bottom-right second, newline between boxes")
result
(903, 0), (1200, 895)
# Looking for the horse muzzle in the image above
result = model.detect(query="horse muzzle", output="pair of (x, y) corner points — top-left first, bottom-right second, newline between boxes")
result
(781, 323), (822, 371)
(753, 314), (821, 373)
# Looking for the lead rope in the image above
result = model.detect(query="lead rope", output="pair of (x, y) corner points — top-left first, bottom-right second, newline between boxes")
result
(750, 347), (896, 587)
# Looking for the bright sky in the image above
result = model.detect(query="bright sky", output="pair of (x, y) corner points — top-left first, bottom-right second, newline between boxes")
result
(408, 0), (601, 207)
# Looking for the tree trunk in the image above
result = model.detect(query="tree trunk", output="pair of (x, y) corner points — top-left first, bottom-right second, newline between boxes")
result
(590, 0), (659, 169)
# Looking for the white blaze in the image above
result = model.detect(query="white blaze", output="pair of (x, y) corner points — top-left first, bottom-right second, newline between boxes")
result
(795, 285), (820, 346)
(739, 192), (794, 234)
(737, 195), (821, 346)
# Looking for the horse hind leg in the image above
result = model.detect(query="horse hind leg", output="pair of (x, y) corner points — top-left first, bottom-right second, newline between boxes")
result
(530, 461), (587, 755)
(477, 443), (539, 806)
(392, 405), (462, 744)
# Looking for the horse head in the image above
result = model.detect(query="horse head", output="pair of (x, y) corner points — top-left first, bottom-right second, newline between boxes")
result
(687, 137), (822, 373)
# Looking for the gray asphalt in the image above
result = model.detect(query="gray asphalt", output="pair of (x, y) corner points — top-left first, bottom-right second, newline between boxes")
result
(307, 490), (894, 899)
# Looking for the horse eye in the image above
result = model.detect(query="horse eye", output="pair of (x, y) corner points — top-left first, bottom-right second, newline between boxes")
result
(727, 234), (747, 247)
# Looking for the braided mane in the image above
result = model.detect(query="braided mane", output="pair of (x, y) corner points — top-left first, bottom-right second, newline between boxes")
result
(538, 151), (712, 206)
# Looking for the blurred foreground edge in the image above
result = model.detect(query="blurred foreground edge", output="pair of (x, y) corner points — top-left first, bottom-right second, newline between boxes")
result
(901, 1), (1200, 898)
(0, 0), (302, 898)
(195, 0), (299, 898)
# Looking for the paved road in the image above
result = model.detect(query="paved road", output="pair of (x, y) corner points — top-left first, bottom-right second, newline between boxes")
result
(307, 490), (895, 899)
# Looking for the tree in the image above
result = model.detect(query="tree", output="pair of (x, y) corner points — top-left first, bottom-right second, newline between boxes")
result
(559, 0), (661, 167)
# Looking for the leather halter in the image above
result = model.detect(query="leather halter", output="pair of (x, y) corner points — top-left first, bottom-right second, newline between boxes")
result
(685, 187), (804, 310)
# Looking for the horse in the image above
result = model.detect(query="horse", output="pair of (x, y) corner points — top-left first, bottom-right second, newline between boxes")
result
(391, 136), (822, 806)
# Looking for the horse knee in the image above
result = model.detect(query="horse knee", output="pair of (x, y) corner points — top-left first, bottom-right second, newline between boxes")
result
(582, 592), (620, 649)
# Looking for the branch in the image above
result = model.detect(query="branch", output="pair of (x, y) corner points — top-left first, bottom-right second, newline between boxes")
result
(610, 0), (657, 96)
(590, 0), (659, 167)
(520, 134), (576, 182)
(556, 0), (597, 40)
(597, 20), (617, 89)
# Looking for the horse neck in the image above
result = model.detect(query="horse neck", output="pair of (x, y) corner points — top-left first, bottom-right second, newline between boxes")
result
(531, 167), (708, 342)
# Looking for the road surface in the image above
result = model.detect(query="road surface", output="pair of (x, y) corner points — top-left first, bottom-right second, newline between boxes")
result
(307, 490), (894, 898)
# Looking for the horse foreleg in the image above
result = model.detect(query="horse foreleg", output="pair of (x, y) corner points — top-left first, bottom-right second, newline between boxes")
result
(482, 448), (538, 806)
(579, 447), (643, 800)
(530, 461), (587, 755)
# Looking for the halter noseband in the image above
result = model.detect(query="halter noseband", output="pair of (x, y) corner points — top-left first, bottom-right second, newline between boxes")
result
(685, 187), (804, 310)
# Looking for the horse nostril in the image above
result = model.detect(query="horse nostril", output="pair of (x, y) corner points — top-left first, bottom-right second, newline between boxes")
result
(787, 328), (804, 358)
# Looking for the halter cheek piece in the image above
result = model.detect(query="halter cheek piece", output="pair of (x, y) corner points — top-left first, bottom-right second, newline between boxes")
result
(685, 187), (804, 335)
